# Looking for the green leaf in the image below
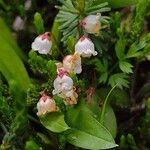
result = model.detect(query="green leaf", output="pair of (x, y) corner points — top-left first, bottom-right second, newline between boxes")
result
(119, 61), (133, 73)
(33, 12), (44, 34)
(126, 43), (142, 58)
(66, 129), (117, 150)
(51, 18), (62, 58)
(66, 36), (77, 54)
(40, 112), (70, 133)
(25, 140), (42, 150)
(0, 0), (8, 10)
(115, 29), (126, 60)
(90, 58), (108, 73)
(65, 103), (117, 149)
(92, 0), (137, 8)
(104, 105), (117, 138)
(47, 60), (57, 78)
(0, 31), (30, 92)
(98, 72), (108, 84)
(0, 18), (27, 62)
(28, 51), (47, 74)
(85, 2), (109, 12)
(108, 73), (129, 89)
(131, 0), (148, 41)
(0, 19), (30, 145)
(86, 92), (117, 138)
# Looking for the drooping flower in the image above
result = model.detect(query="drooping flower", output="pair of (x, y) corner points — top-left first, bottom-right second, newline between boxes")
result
(63, 53), (82, 74)
(63, 88), (78, 105)
(52, 71), (78, 105)
(75, 36), (97, 57)
(37, 94), (58, 116)
(80, 14), (101, 35)
(31, 32), (52, 54)
(52, 73), (73, 96)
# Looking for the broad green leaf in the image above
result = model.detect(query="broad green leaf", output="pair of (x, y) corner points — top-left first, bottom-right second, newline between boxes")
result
(104, 105), (117, 138)
(0, 33), (30, 92)
(25, 140), (42, 150)
(0, 18), (30, 145)
(66, 103), (117, 149)
(40, 112), (70, 133)
(0, 18), (27, 62)
(33, 12), (44, 34)
(86, 92), (117, 138)
(119, 61), (133, 73)
(66, 129), (117, 150)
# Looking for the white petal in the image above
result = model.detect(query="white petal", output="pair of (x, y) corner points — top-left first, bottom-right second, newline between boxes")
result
(75, 37), (97, 57)
(63, 54), (82, 74)
(53, 77), (62, 94)
(61, 75), (73, 91)
(31, 36), (52, 54)
(37, 96), (57, 116)
(82, 14), (101, 34)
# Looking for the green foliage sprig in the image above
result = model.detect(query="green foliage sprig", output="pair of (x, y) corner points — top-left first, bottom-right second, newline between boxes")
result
(56, 0), (110, 42)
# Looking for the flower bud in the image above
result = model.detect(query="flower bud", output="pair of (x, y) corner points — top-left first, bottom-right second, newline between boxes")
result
(31, 32), (52, 54)
(80, 14), (101, 35)
(63, 53), (82, 74)
(37, 95), (57, 116)
(75, 36), (97, 57)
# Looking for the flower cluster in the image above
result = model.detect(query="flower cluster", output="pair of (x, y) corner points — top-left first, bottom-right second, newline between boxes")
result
(32, 14), (101, 116)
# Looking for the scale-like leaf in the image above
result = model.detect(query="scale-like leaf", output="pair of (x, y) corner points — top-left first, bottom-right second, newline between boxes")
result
(33, 12), (44, 34)
(115, 32), (126, 60)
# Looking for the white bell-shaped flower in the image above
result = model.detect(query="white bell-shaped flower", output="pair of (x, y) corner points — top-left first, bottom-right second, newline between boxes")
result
(52, 73), (73, 95)
(31, 32), (52, 54)
(75, 36), (98, 57)
(37, 95), (58, 116)
(80, 14), (101, 35)
(63, 53), (82, 74)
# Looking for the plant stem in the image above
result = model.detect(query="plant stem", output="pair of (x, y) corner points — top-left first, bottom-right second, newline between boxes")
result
(100, 84), (117, 124)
